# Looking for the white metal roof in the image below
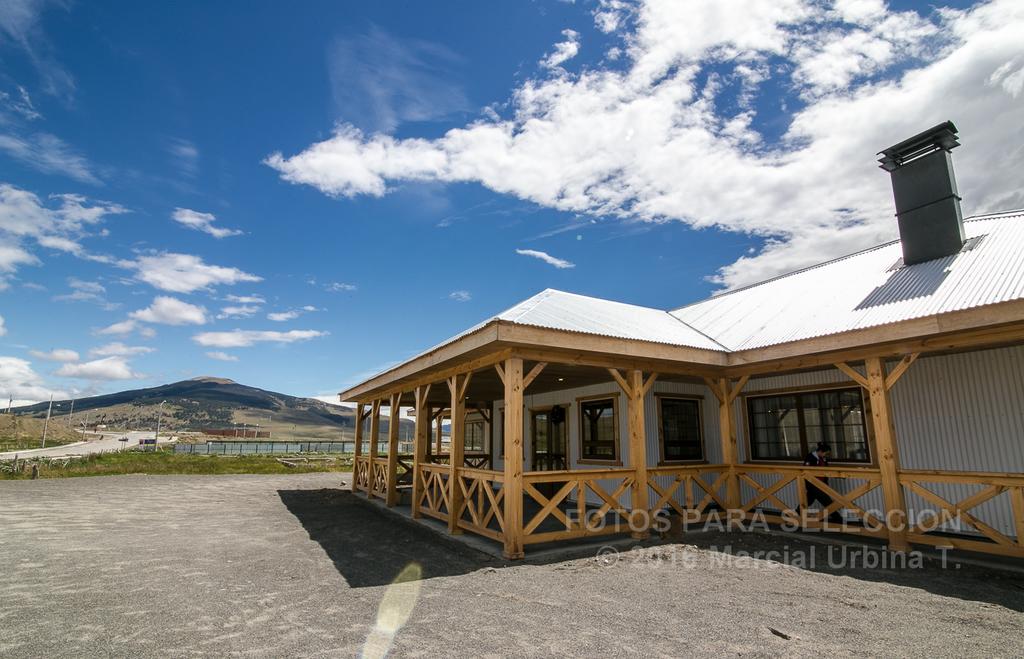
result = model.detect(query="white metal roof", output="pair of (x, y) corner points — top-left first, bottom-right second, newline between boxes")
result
(671, 210), (1024, 351)
(494, 289), (727, 350)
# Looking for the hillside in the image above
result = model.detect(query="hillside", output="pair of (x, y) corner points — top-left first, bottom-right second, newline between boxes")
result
(0, 415), (82, 452)
(11, 377), (412, 441)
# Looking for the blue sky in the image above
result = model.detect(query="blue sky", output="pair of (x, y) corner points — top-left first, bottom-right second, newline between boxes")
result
(1, 0), (1021, 405)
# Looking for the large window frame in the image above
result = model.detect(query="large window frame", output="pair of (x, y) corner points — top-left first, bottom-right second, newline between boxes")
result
(656, 394), (706, 464)
(463, 412), (489, 454)
(576, 394), (621, 465)
(743, 385), (872, 464)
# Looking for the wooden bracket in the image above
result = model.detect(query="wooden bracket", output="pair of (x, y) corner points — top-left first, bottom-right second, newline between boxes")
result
(834, 362), (870, 389)
(885, 353), (919, 390)
(523, 362), (547, 390)
(494, 362), (505, 385)
(608, 368), (632, 396)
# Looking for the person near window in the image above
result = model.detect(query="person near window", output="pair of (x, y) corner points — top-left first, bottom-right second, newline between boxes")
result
(801, 442), (843, 524)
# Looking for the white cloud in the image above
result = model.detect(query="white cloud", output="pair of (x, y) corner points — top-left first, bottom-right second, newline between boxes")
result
(327, 26), (470, 133)
(225, 293), (265, 304)
(217, 304), (260, 319)
(0, 356), (68, 404)
(129, 296), (208, 325)
(52, 277), (118, 309)
(267, 306), (319, 321)
(515, 248), (575, 269)
(171, 207), (242, 239)
(0, 132), (98, 183)
(448, 290), (472, 302)
(205, 351), (239, 362)
(130, 252), (261, 293)
(541, 29), (581, 69)
(266, 0), (1024, 290)
(29, 348), (79, 362)
(96, 319), (139, 336)
(326, 281), (356, 292)
(167, 138), (199, 177)
(0, 184), (127, 285)
(56, 356), (141, 381)
(192, 329), (328, 348)
(89, 342), (155, 358)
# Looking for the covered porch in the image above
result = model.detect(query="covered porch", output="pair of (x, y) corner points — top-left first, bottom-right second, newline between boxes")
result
(343, 315), (1024, 560)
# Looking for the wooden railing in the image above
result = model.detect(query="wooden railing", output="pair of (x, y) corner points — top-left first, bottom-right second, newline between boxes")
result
(370, 458), (388, 498)
(735, 464), (886, 534)
(522, 468), (635, 545)
(455, 468), (506, 541)
(646, 464), (888, 537)
(899, 469), (1024, 558)
(426, 453), (492, 469)
(353, 455), (371, 492)
(395, 454), (414, 487)
(415, 463), (451, 522)
(647, 464), (727, 519)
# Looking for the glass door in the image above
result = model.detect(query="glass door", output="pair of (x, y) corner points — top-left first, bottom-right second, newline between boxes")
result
(531, 406), (567, 471)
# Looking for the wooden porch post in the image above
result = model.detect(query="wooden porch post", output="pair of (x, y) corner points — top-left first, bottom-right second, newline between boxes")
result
(386, 392), (401, 507)
(501, 357), (525, 559)
(705, 376), (748, 514)
(627, 370), (653, 539)
(865, 357), (911, 552)
(447, 373), (470, 533)
(411, 385), (431, 519)
(368, 399), (381, 498)
(352, 402), (364, 492)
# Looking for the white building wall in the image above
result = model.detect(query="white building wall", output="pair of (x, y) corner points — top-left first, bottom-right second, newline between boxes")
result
(483, 343), (1024, 539)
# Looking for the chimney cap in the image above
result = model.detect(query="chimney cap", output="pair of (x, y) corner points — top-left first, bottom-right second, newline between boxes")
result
(878, 120), (959, 172)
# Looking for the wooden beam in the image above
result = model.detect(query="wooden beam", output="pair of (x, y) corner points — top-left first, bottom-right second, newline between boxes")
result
(834, 362), (869, 389)
(411, 384), (431, 519)
(716, 377), (740, 511)
(885, 352), (919, 390)
(865, 357), (910, 552)
(502, 357), (525, 560)
(608, 368), (631, 397)
(493, 362), (505, 385)
(368, 399), (381, 499)
(641, 372), (659, 397)
(523, 362), (548, 390)
(703, 376), (725, 404)
(352, 403), (364, 493)
(385, 392), (402, 507)
(448, 374), (467, 534)
(627, 370), (650, 539)
(727, 374), (749, 403)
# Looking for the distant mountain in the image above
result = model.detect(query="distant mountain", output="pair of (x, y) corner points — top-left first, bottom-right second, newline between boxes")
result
(11, 377), (413, 440)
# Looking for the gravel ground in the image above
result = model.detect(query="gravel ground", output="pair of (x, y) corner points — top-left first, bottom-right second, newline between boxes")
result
(1, 473), (1023, 657)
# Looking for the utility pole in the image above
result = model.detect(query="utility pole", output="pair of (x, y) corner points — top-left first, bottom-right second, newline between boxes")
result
(67, 397), (75, 428)
(41, 394), (54, 448)
(155, 400), (166, 449)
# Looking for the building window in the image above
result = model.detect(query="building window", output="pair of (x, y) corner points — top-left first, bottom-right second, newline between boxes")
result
(747, 387), (870, 463)
(464, 416), (487, 453)
(657, 396), (704, 462)
(578, 397), (618, 462)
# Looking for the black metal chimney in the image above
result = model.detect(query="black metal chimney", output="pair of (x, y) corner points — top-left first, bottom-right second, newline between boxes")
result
(878, 121), (965, 265)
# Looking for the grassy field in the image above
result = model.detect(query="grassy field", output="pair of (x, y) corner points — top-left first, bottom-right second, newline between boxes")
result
(0, 448), (352, 480)
(0, 415), (82, 453)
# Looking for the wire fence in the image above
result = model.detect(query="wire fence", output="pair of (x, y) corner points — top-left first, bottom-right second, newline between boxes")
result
(174, 441), (359, 455)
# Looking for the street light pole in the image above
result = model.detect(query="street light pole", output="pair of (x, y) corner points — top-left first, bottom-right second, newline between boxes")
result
(155, 400), (166, 448)
(41, 394), (54, 448)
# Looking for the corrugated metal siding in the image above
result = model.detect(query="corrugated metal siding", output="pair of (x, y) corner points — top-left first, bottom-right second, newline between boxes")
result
(672, 212), (1024, 350)
(734, 346), (1024, 537)
(486, 344), (1024, 538)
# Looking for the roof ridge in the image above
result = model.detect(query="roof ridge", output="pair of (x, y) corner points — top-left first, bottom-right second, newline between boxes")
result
(671, 208), (1024, 312)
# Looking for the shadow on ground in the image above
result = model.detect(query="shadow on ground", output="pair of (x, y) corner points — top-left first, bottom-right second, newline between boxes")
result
(667, 529), (1024, 612)
(282, 488), (1024, 611)
(278, 488), (498, 587)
